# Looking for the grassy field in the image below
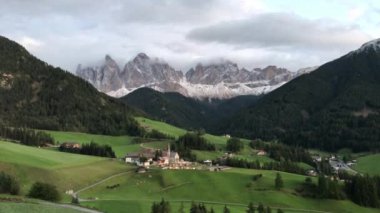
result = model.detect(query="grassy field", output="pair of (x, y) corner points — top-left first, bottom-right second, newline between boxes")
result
(0, 140), (131, 195)
(136, 117), (232, 146)
(137, 117), (277, 163)
(0, 202), (84, 213)
(78, 168), (379, 213)
(0, 132), (379, 213)
(353, 154), (380, 176)
(46, 130), (142, 158)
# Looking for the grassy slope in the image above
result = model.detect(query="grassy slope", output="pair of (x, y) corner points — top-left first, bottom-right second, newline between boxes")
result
(79, 168), (378, 213)
(47, 130), (172, 158)
(353, 154), (380, 176)
(0, 140), (130, 195)
(0, 140), (101, 169)
(0, 133), (378, 213)
(136, 117), (261, 161)
(136, 117), (232, 145)
(46, 130), (138, 158)
(0, 202), (83, 213)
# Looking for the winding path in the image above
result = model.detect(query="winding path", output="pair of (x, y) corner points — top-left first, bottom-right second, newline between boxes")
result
(38, 201), (103, 213)
(75, 171), (132, 194)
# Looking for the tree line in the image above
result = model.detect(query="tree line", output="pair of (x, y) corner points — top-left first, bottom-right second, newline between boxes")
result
(151, 199), (285, 213)
(0, 171), (60, 202)
(171, 133), (216, 161)
(144, 129), (174, 140)
(0, 171), (19, 195)
(59, 141), (116, 158)
(0, 125), (54, 146)
(249, 140), (314, 166)
(297, 174), (380, 208)
(215, 158), (307, 175)
(345, 174), (380, 208)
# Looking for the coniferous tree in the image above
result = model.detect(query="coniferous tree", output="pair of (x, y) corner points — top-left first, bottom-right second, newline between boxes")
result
(275, 173), (284, 190)
(247, 202), (255, 213)
(257, 203), (265, 213)
(317, 176), (328, 198)
(266, 206), (271, 213)
(178, 202), (185, 213)
(223, 205), (230, 213)
(226, 138), (244, 153)
(209, 207), (215, 213)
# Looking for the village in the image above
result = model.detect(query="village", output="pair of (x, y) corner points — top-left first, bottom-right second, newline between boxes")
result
(124, 144), (194, 171)
(123, 143), (239, 172)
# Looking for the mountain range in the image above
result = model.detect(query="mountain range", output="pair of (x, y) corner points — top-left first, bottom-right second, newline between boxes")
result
(76, 53), (317, 99)
(2, 34), (379, 153)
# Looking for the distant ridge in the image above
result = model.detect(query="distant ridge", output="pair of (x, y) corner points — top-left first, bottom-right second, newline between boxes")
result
(223, 38), (380, 152)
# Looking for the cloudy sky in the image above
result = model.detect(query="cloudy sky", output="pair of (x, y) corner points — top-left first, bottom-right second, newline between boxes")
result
(1, 0), (379, 72)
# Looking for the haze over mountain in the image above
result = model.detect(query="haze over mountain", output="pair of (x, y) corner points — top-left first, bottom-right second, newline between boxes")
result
(223, 38), (380, 152)
(76, 53), (317, 99)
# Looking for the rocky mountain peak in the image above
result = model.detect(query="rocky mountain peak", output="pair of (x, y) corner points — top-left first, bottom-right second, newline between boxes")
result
(75, 54), (122, 92)
(76, 53), (315, 99)
(133, 52), (150, 63)
(105, 54), (112, 61)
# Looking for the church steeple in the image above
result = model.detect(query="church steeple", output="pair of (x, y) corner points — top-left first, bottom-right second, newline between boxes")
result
(167, 143), (171, 163)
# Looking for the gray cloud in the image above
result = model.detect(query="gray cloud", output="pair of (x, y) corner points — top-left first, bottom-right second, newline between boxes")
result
(0, 1), (376, 73)
(187, 13), (371, 51)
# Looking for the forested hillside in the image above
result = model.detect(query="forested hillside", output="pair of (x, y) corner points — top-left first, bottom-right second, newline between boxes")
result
(0, 36), (142, 135)
(121, 87), (260, 131)
(223, 42), (380, 152)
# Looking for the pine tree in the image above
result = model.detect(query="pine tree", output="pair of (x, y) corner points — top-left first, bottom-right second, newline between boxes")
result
(247, 202), (255, 213)
(210, 207), (215, 213)
(257, 203), (265, 213)
(275, 173), (284, 190)
(318, 176), (328, 198)
(223, 205), (230, 213)
(178, 202), (185, 213)
(266, 206), (271, 213)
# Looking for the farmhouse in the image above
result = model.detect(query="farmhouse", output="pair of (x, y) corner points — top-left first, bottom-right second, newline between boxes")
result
(124, 153), (140, 164)
(124, 151), (154, 167)
(60, 142), (81, 149)
(257, 150), (267, 156)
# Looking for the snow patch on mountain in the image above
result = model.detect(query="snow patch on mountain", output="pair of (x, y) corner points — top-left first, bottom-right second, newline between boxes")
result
(351, 38), (380, 55)
(77, 53), (316, 99)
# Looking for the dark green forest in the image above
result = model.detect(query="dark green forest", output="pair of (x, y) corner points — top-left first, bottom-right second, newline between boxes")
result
(0, 36), (143, 136)
(122, 87), (260, 131)
(223, 47), (380, 152)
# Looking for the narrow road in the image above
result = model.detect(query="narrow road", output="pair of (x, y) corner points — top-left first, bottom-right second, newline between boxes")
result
(80, 198), (331, 213)
(75, 171), (132, 194)
(38, 201), (103, 213)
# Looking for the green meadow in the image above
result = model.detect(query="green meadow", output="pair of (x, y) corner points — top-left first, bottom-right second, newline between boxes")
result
(0, 202), (83, 213)
(353, 154), (380, 176)
(0, 140), (131, 195)
(79, 168), (379, 213)
(0, 132), (379, 213)
(46, 130), (140, 158)
(136, 117), (232, 146)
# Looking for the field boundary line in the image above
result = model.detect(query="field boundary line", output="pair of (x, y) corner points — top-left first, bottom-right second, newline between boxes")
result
(80, 198), (331, 213)
(75, 171), (132, 194)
